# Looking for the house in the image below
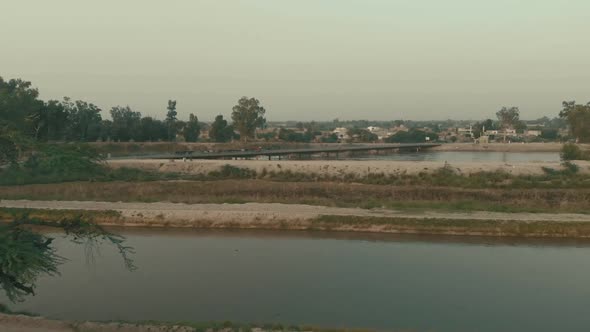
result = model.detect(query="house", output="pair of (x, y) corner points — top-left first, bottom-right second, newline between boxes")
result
(526, 130), (542, 137)
(457, 126), (474, 138)
(332, 127), (350, 141)
(503, 129), (517, 135)
(475, 135), (490, 144)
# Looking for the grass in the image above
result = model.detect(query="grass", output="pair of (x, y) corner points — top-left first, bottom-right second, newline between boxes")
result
(0, 207), (121, 224)
(2, 180), (590, 214)
(312, 215), (590, 238)
(256, 164), (590, 189)
(0, 303), (38, 316)
(125, 320), (373, 332)
(3, 206), (590, 238)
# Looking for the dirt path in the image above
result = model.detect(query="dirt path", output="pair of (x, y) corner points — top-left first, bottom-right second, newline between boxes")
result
(2, 200), (590, 224)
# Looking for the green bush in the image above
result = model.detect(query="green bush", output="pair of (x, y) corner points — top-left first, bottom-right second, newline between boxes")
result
(561, 143), (588, 161)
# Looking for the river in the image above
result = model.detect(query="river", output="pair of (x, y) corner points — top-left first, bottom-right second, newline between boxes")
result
(4, 229), (590, 332)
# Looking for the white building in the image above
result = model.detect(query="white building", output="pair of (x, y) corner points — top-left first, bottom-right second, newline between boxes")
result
(332, 127), (350, 140)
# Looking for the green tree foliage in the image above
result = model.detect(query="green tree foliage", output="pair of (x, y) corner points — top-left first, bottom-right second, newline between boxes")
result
(560, 101), (590, 143)
(183, 113), (201, 142)
(560, 143), (589, 161)
(0, 144), (106, 185)
(0, 215), (135, 302)
(36, 100), (68, 141)
(209, 115), (236, 142)
(231, 97), (266, 141)
(472, 119), (497, 138)
(278, 128), (312, 142)
(0, 77), (43, 134)
(138, 117), (167, 142)
(166, 100), (177, 141)
(99, 120), (113, 142)
(541, 129), (558, 140)
(62, 98), (103, 142)
(110, 106), (142, 142)
(347, 128), (378, 142)
(0, 134), (18, 165)
(385, 129), (437, 143)
(0, 125), (32, 166)
(321, 133), (339, 143)
(495, 106), (523, 141)
(496, 106), (520, 130)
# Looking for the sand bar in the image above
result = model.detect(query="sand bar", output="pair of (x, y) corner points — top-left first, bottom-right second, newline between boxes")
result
(2, 200), (590, 225)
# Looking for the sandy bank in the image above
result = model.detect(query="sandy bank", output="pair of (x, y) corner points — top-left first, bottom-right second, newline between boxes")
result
(0, 313), (205, 332)
(3, 200), (590, 226)
(108, 159), (590, 176)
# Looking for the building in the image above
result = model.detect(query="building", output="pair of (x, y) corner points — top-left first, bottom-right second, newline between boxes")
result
(332, 127), (350, 141)
(457, 126), (474, 138)
(526, 130), (542, 137)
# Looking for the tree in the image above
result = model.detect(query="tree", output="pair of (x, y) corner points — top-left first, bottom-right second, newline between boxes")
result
(209, 115), (236, 142)
(231, 97), (266, 141)
(560, 101), (590, 143)
(0, 128), (19, 165)
(385, 129), (436, 143)
(561, 143), (588, 161)
(38, 100), (68, 141)
(183, 114), (201, 142)
(541, 129), (558, 140)
(496, 107), (520, 129)
(138, 117), (167, 142)
(63, 98), (103, 142)
(99, 120), (113, 142)
(166, 100), (178, 141)
(347, 128), (378, 142)
(278, 128), (312, 142)
(0, 77), (44, 136)
(110, 106), (142, 142)
(496, 106), (520, 142)
(0, 213), (135, 303)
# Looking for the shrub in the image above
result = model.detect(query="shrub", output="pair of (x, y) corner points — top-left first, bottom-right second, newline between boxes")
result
(561, 143), (587, 161)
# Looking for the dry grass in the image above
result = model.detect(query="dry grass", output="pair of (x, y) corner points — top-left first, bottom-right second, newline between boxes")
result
(0, 207), (121, 224)
(4, 206), (590, 239)
(1, 180), (590, 213)
(312, 215), (590, 238)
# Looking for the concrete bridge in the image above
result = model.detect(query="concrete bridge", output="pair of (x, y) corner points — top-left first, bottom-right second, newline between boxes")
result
(126, 143), (441, 160)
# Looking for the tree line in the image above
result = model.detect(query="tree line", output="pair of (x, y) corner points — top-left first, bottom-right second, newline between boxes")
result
(2, 76), (589, 145)
(0, 76), (267, 144)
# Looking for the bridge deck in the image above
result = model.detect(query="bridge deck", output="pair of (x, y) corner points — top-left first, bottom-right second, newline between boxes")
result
(125, 143), (440, 160)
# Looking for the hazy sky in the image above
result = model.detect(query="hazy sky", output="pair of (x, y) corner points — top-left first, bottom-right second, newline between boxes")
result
(3, 0), (589, 121)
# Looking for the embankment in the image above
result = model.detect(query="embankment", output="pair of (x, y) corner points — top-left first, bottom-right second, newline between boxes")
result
(2, 180), (590, 213)
(3, 200), (590, 238)
(108, 159), (590, 177)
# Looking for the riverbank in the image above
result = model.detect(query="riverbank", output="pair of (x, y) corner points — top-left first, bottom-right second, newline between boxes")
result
(3, 201), (590, 238)
(0, 313), (350, 332)
(2, 180), (590, 214)
(0, 313), (191, 332)
(108, 159), (590, 177)
(431, 142), (583, 152)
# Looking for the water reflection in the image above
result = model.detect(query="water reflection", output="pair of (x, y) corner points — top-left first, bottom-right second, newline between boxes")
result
(0, 220), (135, 303)
(3, 228), (590, 332)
